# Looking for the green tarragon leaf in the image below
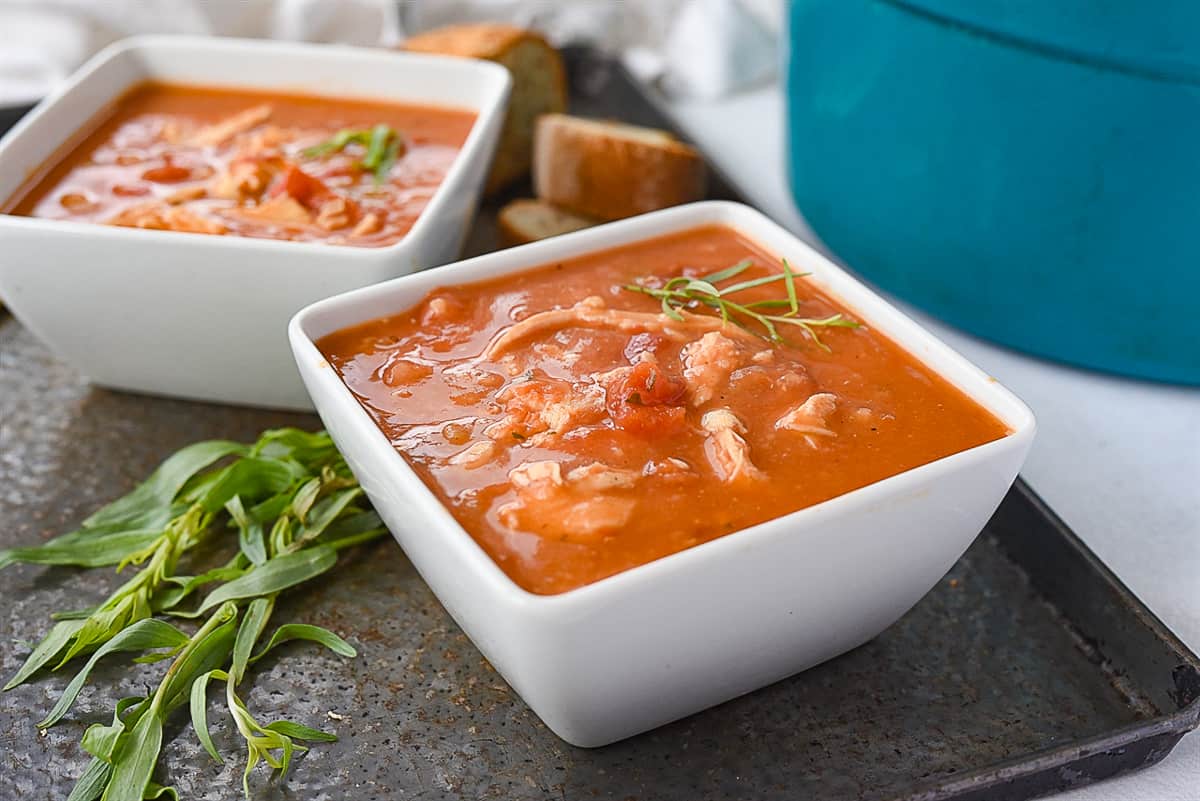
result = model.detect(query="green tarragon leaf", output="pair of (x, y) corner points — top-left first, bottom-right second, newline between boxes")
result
(290, 478), (322, 524)
(102, 706), (163, 801)
(252, 623), (356, 663)
(252, 428), (336, 465)
(85, 441), (245, 531)
(200, 458), (302, 514)
(81, 697), (148, 763)
(231, 598), (272, 684)
(189, 669), (228, 763)
(189, 548), (337, 616)
(153, 565), (246, 613)
(226, 496), (267, 567)
(4, 619), (86, 690)
(66, 757), (113, 801)
(289, 488), (363, 551)
(39, 620), (188, 729)
(265, 720), (338, 743)
(143, 783), (179, 801)
(159, 604), (238, 710)
(0, 529), (162, 570)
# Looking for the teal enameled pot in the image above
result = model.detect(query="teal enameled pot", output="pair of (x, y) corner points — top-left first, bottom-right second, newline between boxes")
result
(784, 0), (1200, 383)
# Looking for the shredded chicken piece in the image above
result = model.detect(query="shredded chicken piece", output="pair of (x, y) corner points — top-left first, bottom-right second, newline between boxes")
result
(751, 350), (775, 365)
(487, 377), (605, 441)
(159, 121), (186, 144)
(498, 459), (637, 542)
(448, 441), (497, 469)
(498, 357), (524, 377)
(237, 195), (310, 225)
(528, 337), (585, 368)
(165, 186), (207, 205)
(353, 212), (383, 237)
(541, 386), (605, 433)
(681, 332), (746, 406)
(209, 160), (276, 201)
(776, 393), (838, 438)
(192, 104), (273, 147)
(565, 463), (640, 492)
(593, 364), (633, 385)
(776, 372), (809, 393)
(643, 457), (693, 479)
(423, 297), (459, 325)
(557, 498), (637, 540)
(509, 460), (563, 488)
(701, 409), (764, 482)
(107, 203), (226, 235)
(237, 125), (292, 155)
(483, 296), (758, 359)
(315, 196), (355, 231)
(499, 495), (635, 543)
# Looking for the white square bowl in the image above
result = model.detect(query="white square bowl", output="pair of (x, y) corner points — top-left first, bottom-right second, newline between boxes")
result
(0, 35), (510, 409)
(289, 201), (1036, 747)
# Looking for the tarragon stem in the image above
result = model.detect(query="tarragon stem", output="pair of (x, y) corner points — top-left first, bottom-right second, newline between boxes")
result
(301, 125), (405, 185)
(1, 429), (387, 801)
(622, 257), (862, 351)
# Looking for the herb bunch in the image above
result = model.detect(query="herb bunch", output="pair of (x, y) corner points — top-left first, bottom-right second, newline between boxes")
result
(0, 429), (387, 801)
(300, 124), (404, 185)
(622, 258), (861, 350)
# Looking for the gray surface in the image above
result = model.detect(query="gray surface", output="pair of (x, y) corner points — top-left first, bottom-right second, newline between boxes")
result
(0, 318), (1176, 800)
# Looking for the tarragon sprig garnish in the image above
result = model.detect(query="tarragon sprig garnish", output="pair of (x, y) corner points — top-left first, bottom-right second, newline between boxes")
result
(1, 429), (387, 801)
(622, 258), (861, 351)
(300, 124), (404, 185)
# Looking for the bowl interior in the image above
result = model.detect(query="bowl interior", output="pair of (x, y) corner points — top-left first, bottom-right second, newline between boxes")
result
(296, 201), (1035, 434)
(0, 36), (510, 252)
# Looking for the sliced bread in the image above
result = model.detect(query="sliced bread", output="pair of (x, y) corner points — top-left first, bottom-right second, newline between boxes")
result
(532, 114), (707, 221)
(403, 24), (567, 195)
(497, 198), (598, 246)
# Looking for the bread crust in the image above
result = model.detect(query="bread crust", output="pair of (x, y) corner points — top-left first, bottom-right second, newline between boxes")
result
(403, 23), (530, 58)
(404, 24), (567, 194)
(533, 114), (707, 221)
(497, 198), (596, 246)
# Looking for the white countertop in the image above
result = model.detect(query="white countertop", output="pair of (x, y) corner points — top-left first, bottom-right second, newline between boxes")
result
(653, 81), (1200, 801)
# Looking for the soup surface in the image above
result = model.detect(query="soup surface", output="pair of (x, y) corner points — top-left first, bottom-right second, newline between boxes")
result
(318, 225), (1009, 594)
(5, 82), (476, 247)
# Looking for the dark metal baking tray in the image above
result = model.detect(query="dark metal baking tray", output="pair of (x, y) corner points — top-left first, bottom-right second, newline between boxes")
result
(1, 46), (1196, 801)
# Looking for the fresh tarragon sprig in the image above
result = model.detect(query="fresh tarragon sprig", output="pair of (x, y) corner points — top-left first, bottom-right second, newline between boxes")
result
(622, 258), (861, 350)
(0, 429), (388, 801)
(300, 124), (404, 185)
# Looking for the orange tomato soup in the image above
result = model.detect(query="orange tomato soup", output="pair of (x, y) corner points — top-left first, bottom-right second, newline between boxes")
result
(318, 225), (1009, 594)
(5, 82), (476, 247)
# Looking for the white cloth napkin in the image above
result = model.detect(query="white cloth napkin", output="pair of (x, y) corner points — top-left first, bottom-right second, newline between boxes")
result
(0, 0), (401, 106)
(0, 0), (779, 108)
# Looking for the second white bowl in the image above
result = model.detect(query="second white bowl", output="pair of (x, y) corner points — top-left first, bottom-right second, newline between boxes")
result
(0, 36), (510, 409)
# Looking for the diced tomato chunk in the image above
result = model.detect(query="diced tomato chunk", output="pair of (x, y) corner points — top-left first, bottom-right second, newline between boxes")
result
(271, 164), (331, 209)
(606, 361), (687, 436)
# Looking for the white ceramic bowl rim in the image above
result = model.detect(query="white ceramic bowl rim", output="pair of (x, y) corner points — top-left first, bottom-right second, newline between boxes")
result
(0, 35), (511, 260)
(291, 201), (1037, 612)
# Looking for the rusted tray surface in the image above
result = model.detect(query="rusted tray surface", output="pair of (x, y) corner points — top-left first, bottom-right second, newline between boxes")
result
(1, 47), (1197, 801)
